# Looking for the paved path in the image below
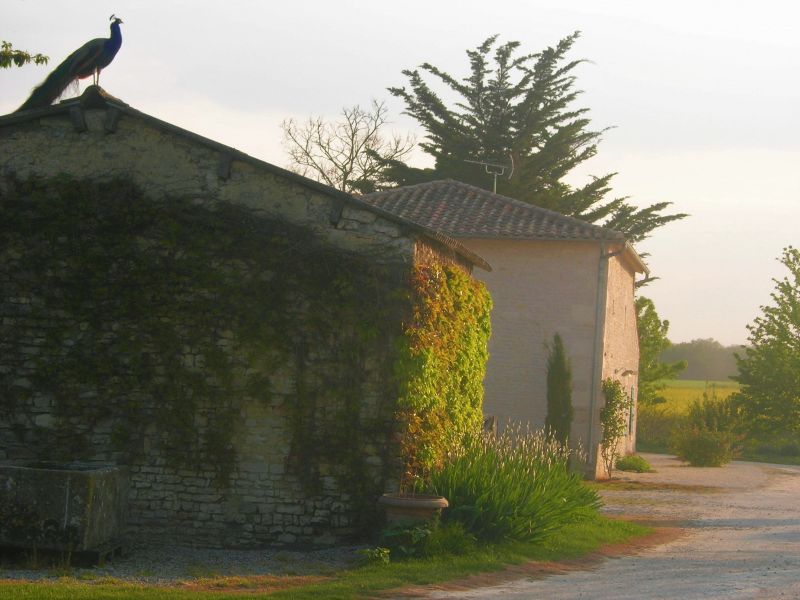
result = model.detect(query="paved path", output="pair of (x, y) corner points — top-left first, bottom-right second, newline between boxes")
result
(420, 454), (800, 599)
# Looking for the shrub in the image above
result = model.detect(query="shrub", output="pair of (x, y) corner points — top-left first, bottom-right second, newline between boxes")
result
(671, 429), (735, 467)
(427, 427), (600, 543)
(615, 455), (652, 473)
(670, 393), (742, 467)
(600, 379), (632, 476)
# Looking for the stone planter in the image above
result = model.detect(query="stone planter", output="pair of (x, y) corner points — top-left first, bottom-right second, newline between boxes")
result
(378, 493), (448, 525)
(0, 462), (128, 552)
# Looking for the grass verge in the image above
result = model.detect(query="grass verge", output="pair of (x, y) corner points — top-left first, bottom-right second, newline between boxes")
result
(0, 516), (649, 599)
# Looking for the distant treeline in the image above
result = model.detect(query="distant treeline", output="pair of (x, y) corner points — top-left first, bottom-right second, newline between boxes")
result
(661, 338), (743, 381)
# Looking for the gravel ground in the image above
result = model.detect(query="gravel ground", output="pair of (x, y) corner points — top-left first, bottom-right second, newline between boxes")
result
(422, 453), (800, 600)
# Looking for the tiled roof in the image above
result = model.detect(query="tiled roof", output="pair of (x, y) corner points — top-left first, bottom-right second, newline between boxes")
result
(364, 180), (625, 242)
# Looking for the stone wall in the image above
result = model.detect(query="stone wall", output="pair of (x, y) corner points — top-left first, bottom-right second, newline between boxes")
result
(0, 97), (454, 548)
(601, 252), (640, 455)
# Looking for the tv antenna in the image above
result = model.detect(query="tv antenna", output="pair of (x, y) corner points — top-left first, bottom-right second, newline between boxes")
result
(464, 156), (514, 193)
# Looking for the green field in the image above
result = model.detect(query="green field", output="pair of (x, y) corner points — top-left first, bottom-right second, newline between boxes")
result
(639, 380), (800, 465)
(658, 380), (740, 414)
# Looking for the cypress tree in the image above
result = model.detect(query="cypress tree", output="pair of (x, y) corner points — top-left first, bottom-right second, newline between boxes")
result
(545, 333), (573, 444)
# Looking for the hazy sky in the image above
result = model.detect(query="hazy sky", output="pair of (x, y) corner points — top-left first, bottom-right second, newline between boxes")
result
(4, 1), (799, 346)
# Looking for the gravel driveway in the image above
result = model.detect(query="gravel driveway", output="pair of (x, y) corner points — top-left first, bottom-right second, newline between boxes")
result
(421, 453), (800, 600)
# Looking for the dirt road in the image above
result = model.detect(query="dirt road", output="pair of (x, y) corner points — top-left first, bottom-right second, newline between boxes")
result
(421, 454), (800, 599)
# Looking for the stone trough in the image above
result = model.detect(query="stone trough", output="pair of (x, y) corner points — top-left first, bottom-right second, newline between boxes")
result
(0, 462), (128, 554)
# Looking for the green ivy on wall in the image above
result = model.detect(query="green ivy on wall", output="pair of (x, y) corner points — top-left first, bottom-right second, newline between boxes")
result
(0, 176), (403, 491)
(394, 262), (492, 489)
(0, 175), (493, 529)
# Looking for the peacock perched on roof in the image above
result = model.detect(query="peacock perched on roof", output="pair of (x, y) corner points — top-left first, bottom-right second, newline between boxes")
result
(16, 14), (123, 113)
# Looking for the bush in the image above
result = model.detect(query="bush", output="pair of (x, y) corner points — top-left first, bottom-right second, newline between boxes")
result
(671, 428), (735, 467)
(615, 455), (652, 473)
(427, 428), (600, 543)
(670, 393), (742, 466)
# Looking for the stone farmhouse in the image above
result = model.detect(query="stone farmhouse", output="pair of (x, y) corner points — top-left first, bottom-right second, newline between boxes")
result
(0, 87), (491, 548)
(366, 180), (648, 476)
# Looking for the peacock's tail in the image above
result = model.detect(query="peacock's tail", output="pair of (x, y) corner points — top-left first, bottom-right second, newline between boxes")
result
(16, 58), (80, 112)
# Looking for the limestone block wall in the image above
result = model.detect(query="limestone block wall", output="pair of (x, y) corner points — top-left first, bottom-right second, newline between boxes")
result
(0, 102), (440, 547)
(0, 105), (414, 261)
(601, 253), (640, 454)
(462, 239), (600, 445)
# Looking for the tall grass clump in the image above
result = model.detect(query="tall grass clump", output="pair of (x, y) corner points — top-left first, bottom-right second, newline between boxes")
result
(427, 426), (600, 543)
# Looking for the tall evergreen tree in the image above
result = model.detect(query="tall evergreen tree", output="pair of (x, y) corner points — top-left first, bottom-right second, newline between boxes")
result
(383, 34), (686, 243)
(545, 333), (573, 444)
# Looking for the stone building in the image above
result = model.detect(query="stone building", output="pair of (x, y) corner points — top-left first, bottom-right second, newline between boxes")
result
(0, 87), (490, 547)
(366, 180), (647, 477)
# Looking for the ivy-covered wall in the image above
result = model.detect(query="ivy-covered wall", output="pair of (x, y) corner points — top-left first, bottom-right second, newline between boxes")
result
(0, 176), (492, 547)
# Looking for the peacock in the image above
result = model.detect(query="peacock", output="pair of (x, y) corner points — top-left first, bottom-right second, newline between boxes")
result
(16, 15), (123, 113)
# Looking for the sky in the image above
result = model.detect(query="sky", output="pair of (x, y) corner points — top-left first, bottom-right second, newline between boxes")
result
(3, 1), (799, 346)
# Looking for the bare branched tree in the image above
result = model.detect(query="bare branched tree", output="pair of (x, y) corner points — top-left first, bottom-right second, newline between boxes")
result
(281, 100), (415, 194)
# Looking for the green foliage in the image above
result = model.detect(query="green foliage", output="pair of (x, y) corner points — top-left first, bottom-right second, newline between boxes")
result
(0, 176), (404, 500)
(734, 246), (800, 437)
(600, 378), (632, 476)
(394, 262), (492, 488)
(379, 523), (433, 558)
(419, 521), (477, 556)
(615, 455), (652, 473)
(545, 333), (573, 444)
(661, 338), (739, 380)
(384, 34), (686, 242)
(427, 428), (600, 543)
(1, 41), (48, 69)
(636, 297), (686, 405)
(670, 392), (742, 467)
(356, 546), (391, 566)
(671, 429), (735, 467)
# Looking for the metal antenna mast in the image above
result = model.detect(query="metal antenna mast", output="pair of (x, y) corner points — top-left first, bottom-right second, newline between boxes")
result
(464, 157), (514, 193)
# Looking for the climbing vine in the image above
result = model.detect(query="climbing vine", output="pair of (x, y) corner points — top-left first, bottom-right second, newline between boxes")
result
(0, 176), (402, 491)
(394, 261), (492, 489)
(0, 175), (492, 531)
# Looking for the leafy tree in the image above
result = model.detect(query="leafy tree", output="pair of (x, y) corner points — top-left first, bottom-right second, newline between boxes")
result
(636, 296), (686, 405)
(383, 34), (686, 243)
(1, 41), (48, 69)
(281, 100), (415, 194)
(545, 333), (573, 443)
(734, 247), (800, 436)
